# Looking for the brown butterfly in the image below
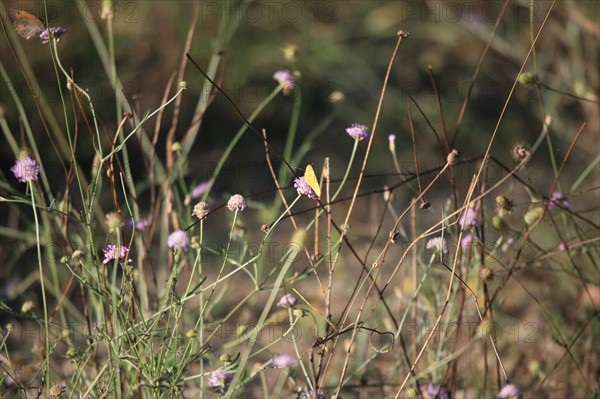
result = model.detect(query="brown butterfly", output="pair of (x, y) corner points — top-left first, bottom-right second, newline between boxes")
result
(8, 9), (45, 40)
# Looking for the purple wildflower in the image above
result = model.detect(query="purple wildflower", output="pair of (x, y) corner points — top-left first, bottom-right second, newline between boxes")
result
(191, 181), (210, 199)
(548, 191), (570, 210)
(277, 293), (298, 308)
(130, 218), (152, 231)
(273, 69), (296, 95)
(558, 242), (569, 252)
(227, 194), (247, 212)
(300, 389), (326, 399)
(39, 27), (67, 44)
(272, 354), (298, 368)
(208, 369), (233, 394)
(461, 233), (475, 248)
(498, 383), (523, 399)
(459, 206), (478, 227)
(388, 134), (396, 152)
(11, 156), (40, 183)
(102, 245), (130, 264)
(167, 230), (190, 251)
(294, 177), (318, 200)
(424, 384), (449, 399)
(346, 123), (369, 141)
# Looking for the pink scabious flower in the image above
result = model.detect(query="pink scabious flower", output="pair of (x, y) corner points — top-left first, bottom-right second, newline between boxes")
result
(191, 181), (210, 199)
(294, 177), (318, 200)
(272, 354), (299, 368)
(227, 194), (247, 212)
(277, 293), (298, 308)
(388, 134), (396, 152)
(558, 241), (569, 252)
(167, 230), (190, 251)
(273, 69), (296, 95)
(461, 233), (475, 248)
(11, 156), (40, 183)
(424, 384), (449, 399)
(459, 206), (478, 227)
(300, 389), (326, 399)
(346, 123), (370, 141)
(39, 27), (67, 44)
(128, 218), (152, 231)
(498, 383), (523, 399)
(548, 191), (570, 210)
(208, 369), (233, 394)
(102, 245), (130, 264)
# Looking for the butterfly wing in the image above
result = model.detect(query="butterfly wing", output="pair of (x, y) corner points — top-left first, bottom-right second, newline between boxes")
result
(304, 165), (321, 197)
(9, 9), (45, 40)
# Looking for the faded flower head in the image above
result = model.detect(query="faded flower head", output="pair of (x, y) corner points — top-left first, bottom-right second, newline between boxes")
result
(208, 369), (233, 394)
(272, 354), (299, 368)
(49, 383), (66, 398)
(167, 230), (190, 251)
(423, 384), (449, 399)
(328, 90), (345, 103)
(277, 293), (298, 308)
(48, 384), (67, 398)
(511, 143), (531, 162)
(227, 194), (247, 212)
(40, 27), (67, 44)
(71, 249), (84, 261)
(426, 237), (448, 254)
(496, 195), (513, 215)
(518, 72), (539, 86)
(346, 123), (370, 141)
(548, 191), (570, 210)
(273, 69), (296, 95)
(282, 43), (300, 62)
(11, 156), (40, 183)
(294, 177), (318, 200)
(446, 149), (461, 165)
(21, 300), (34, 313)
(193, 201), (210, 220)
(102, 245), (130, 265)
(498, 383), (522, 399)
(524, 206), (545, 226)
(105, 212), (123, 233)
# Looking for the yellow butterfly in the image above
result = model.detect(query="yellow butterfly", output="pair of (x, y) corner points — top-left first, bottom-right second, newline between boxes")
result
(304, 165), (321, 197)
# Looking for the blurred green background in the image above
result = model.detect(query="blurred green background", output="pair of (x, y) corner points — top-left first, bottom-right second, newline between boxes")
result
(2, 0), (597, 200)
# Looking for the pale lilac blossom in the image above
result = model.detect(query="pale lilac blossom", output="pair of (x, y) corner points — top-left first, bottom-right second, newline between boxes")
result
(167, 230), (190, 251)
(346, 123), (369, 141)
(103, 245), (130, 264)
(11, 157), (40, 183)
(294, 177), (318, 200)
(277, 293), (298, 308)
(227, 194), (247, 212)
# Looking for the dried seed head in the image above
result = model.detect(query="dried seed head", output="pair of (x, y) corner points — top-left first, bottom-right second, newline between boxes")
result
(495, 195), (513, 215)
(49, 384), (66, 398)
(511, 143), (531, 162)
(447, 149), (461, 165)
(480, 267), (494, 282)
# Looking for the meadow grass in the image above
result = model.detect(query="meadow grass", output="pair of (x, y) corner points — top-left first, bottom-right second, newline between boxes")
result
(0, 1), (598, 398)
